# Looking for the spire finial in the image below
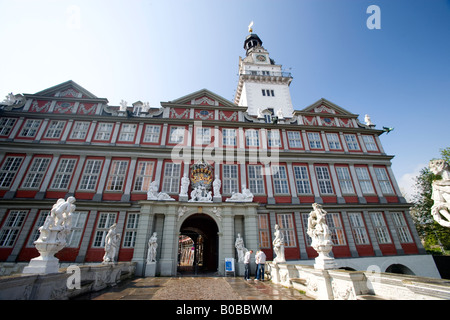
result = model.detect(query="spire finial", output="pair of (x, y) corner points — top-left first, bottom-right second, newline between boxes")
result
(248, 21), (254, 33)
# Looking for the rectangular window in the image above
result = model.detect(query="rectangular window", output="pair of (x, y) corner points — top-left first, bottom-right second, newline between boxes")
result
(248, 165), (265, 194)
(162, 162), (181, 193)
(79, 159), (103, 191)
(307, 132), (322, 149)
(0, 210), (27, 247)
(392, 212), (413, 243)
(348, 212), (370, 245)
(370, 212), (392, 244)
(93, 213), (117, 247)
(19, 119), (42, 138)
(118, 124), (137, 142)
(374, 167), (394, 194)
(22, 157), (51, 189)
(335, 166), (355, 194)
(70, 121), (90, 140)
(273, 165), (289, 194)
(258, 215), (270, 248)
(222, 128), (237, 146)
(27, 210), (50, 247)
(222, 164), (238, 194)
(355, 167), (375, 194)
(0, 156), (23, 188)
(169, 126), (185, 144)
(302, 213), (312, 246)
(277, 214), (296, 247)
(245, 129), (259, 147)
(287, 131), (303, 148)
(293, 165), (311, 194)
(106, 160), (129, 191)
(267, 129), (281, 147)
(326, 213), (346, 245)
(362, 135), (378, 151)
(195, 127), (211, 145)
(66, 211), (88, 247)
(50, 158), (77, 190)
(44, 120), (66, 139)
(262, 89), (266, 96)
(143, 125), (161, 143)
(0, 118), (17, 136)
(326, 133), (341, 150)
(315, 166), (333, 194)
(344, 134), (360, 150)
(94, 123), (114, 141)
(133, 160), (154, 192)
(123, 213), (140, 248)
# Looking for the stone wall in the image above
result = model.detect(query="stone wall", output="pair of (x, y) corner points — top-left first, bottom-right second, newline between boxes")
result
(268, 262), (450, 300)
(0, 262), (136, 300)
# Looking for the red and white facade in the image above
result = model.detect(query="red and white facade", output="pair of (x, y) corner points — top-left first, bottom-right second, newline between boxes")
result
(0, 33), (440, 278)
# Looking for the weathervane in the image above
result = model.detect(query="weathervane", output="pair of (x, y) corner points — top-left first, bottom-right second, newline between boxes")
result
(248, 21), (254, 33)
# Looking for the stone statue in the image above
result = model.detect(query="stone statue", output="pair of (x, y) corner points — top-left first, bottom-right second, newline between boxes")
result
(364, 114), (375, 126)
(23, 197), (77, 274)
(272, 224), (286, 263)
(213, 175), (221, 197)
(119, 100), (127, 112)
(212, 206), (222, 221)
(429, 159), (450, 227)
(103, 223), (121, 264)
(276, 108), (284, 120)
(147, 180), (175, 201)
(179, 173), (190, 197)
(147, 232), (158, 263)
(235, 233), (247, 263)
(225, 184), (254, 202)
(142, 102), (150, 113)
(1, 92), (16, 106)
(188, 185), (212, 202)
(307, 203), (336, 269)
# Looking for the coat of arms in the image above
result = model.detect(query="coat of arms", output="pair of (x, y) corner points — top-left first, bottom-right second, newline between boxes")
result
(189, 161), (213, 202)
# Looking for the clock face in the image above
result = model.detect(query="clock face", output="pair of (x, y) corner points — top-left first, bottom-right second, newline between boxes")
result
(256, 54), (266, 62)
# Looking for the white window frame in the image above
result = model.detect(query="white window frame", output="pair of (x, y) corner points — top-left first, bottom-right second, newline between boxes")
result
(374, 167), (394, 194)
(0, 118), (17, 136)
(161, 162), (181, 194)
(277, 214), (296, 247)
(21, 157), (51, 189)
(315, 166), (334, 194)
(94, 122), (114, 141)
(222, 164), (239, 194)
(355, 167), (375, 194)
(0, 210), (28, 247)
(118, 124), (137, 142)
(293, 165), (312, 194)
(27, 210), (50, 247)
(44, 120), (66, 139)
(0, 156), (23, 188)
(66, 211), (88, 248)
(344, 134), (360, 151)
(248, 165), (265, 195)
(348, 212), (370, 245)
(70, 121), (90, 140)
(245, 129), (260, 147)
(123, 213), (140, 248)
(370, 212), (392, 244)
(287, 131), (303, 148)
(133, 160), (155, 192)
(105, 160), (129, 192)
(142, 125), (161, 143)
(392, 212), (413, 243)
(195, 127), (211, 145)
(169, 126), (185, 144)
(267, 129), (282, 147)
(222, 128), (237, 146)
(258, 215), (270, 249)
(307, 132), (322, 149)
(19, 119), (42, 138)
(79, 159), (103, 191)
(335, 166), (355, 194)
(362, 135), (378, 151)
(326, 133), (341, 150)
(272, 165), (289, 195)
(50, 158), (77, 190)
(326, 213), (346, 245)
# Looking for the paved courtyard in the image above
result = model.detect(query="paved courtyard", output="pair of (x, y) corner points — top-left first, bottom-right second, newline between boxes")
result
(75, 276), (313, 300)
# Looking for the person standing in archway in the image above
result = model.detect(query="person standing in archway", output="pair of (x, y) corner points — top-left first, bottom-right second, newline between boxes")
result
(244, 249), (253, 281)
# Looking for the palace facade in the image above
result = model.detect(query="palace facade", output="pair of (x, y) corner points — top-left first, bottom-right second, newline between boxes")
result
(0, 33), (440, 277)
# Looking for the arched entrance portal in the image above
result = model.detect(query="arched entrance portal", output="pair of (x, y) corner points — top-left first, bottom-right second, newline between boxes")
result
(178, 214), (218, 275)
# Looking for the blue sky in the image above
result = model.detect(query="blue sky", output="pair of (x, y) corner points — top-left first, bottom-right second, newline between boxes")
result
(1, 0), (449, 200)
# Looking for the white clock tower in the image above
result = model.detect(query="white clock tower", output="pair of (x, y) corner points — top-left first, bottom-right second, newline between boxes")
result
(234, 28), (294, 118)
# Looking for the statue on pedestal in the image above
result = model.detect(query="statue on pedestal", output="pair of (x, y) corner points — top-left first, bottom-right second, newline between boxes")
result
(147, 232), (158, 263)
(213, 175), (222, 198)
(235, 233), (247, 263)
(147, 180), (175, 201)
(429, 159), (450, 228)
(272, 224), (286, 263)
(307, 203), (336, 270)
(179, 173), (190, 197)
(23, 197), (76, 274)
(225, 184), (254, 202)
(103, 223), (121, 264)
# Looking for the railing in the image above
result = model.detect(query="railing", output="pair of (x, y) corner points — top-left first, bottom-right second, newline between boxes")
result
(239, 71), (292, 78)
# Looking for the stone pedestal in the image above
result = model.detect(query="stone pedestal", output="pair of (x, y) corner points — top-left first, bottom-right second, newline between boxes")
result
(213, 196), (222, 203)
(236, 262), (245, 276)
(314, 256), (337, 270)
(179, 195), (188, 202)
(22, 256), (60, 274)
(145, 262), (156, 277)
